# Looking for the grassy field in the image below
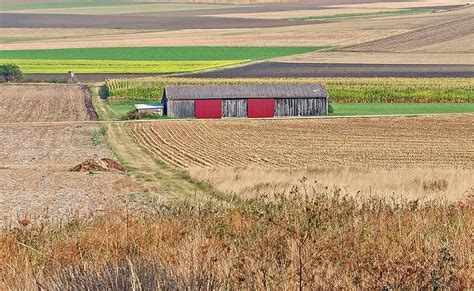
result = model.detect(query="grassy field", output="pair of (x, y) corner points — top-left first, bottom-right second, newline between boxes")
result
(1, 59), (243, 74)
(330, 103), (474, 116)
(0, 46), (327, 74)
(289, 8), (433, 21)
(105, 77), (474, 104)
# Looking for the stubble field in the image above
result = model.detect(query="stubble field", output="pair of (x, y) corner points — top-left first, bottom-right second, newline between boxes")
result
(0, 84), (94, 122)
(131, 115), (474, 169)
(0, 85), (141, 229)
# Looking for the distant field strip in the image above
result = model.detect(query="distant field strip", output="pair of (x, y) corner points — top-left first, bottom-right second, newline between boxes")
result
(289, 8), (433, 21)
(0, 2), (151, 11)
(131, 115), (474, 169)
(105, 77), (474, 104)
(0, 59), (243, 74)
(0, 46), (324, 74)
(0, 47), (324, 61)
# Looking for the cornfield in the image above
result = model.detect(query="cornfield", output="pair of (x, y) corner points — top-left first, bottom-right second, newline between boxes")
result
(105, 77), (474, 104)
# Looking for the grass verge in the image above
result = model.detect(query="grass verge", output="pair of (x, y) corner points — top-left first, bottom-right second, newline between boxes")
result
(330, 103), (474, 116)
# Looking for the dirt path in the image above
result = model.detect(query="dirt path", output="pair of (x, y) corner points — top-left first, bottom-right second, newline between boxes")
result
(92, 86), (228, 203)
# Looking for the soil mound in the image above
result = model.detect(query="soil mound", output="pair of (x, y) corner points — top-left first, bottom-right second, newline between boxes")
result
(70, 158), (127, 173)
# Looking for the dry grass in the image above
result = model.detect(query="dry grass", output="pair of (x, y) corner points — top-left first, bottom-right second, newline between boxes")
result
(0, 190), (472, 289)
(189, 167), (474, 202)
(131, 114), (474, 169)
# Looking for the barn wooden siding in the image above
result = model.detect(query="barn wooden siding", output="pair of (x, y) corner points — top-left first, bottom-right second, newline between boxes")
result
(275, 98), (327, 116)
(222, 99), (247, 117)
(167, 100), (195, 118)
(163, 84), (329, 118)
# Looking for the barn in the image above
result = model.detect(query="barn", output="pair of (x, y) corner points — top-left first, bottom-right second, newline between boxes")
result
(163, 84), (328, 119)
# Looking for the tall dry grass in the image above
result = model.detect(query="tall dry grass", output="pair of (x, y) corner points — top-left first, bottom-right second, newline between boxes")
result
(1, 188), (472, 289)
(189, 167), (474, 202)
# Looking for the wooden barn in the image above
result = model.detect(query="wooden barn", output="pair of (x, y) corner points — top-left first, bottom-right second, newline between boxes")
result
(163, 84), (328, 119)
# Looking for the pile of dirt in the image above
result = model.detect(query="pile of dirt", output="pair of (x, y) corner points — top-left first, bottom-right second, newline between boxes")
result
(70, 158), (127, 173)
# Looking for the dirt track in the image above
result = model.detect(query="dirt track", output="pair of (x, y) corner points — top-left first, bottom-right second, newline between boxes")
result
(131, 114), (474, 169)
(0, 84), (94, 122)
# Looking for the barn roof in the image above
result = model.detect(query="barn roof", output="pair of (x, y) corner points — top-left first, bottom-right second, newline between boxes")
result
(164, 84), (328, 100)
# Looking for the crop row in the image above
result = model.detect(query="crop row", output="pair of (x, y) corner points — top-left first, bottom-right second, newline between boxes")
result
(130, 115), (474, 169)
(106, 77), (474, 104)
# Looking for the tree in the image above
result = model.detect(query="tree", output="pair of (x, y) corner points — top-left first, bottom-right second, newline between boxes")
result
(0, 64), (23, 82)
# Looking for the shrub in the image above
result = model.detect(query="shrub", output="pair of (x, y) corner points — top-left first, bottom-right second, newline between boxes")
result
(328, 104), (334, 113)
(0, 64), (23, 82)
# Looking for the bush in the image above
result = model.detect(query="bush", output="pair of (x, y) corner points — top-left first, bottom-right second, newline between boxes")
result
(328, 104), (334, 114)
(0, 64), (23, 82)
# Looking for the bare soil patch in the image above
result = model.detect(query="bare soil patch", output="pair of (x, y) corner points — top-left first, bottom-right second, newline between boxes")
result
(0, 84), (95, 122)
(131, 114), (474, 169)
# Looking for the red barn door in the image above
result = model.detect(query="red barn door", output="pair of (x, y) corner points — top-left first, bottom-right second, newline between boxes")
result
(195, 99), (222, 119)
(248, 98), (274, 118)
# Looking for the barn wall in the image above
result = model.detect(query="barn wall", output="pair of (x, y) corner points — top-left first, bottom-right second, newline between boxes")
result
(248, 98), (274, 118)
(274, 98), (327, 116)
(195, 99), (222, 119)
(168, 100), (195, 118)
(222, 99), (247, 118)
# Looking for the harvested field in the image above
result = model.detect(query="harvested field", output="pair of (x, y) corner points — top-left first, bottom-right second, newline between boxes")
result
(131, 115), (474, 169)
(0, 124), (107, 168)
(0, 84), (139, 228)
(0, 123), (142, 228)
(0, 84), (94, 122)
(347, 16), (474, 52)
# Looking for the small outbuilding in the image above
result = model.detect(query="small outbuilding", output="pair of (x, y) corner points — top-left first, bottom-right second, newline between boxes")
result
(134, 103), (163, 115)
(163, 84), (329, 119)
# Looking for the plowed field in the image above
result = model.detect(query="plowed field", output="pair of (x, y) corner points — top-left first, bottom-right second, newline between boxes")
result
(131, 114), (474, 169)
(0, 84), (94, 122)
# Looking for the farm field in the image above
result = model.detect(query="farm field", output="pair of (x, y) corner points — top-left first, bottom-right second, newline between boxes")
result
(105, 77), (474, 104)
(0, 84), (94, 122)
(0, 47), (324, 74)
(330, 103), (474, 116)
(2, 0), (474, 288)
(130, 115), (474, 169)
(0, 84), (140, 229)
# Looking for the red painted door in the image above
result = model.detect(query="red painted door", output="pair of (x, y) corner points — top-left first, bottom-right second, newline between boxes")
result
(195, 99), (222, 119)
(248, 98), (274, 118)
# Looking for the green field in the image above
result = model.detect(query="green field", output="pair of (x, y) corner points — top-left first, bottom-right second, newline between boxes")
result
(289, 8), (432, 21)
(0, 47), (326, 61)
(0, 46), (327, 74)
(329, 103), (474, 116)
(1, 59), (243, 74)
